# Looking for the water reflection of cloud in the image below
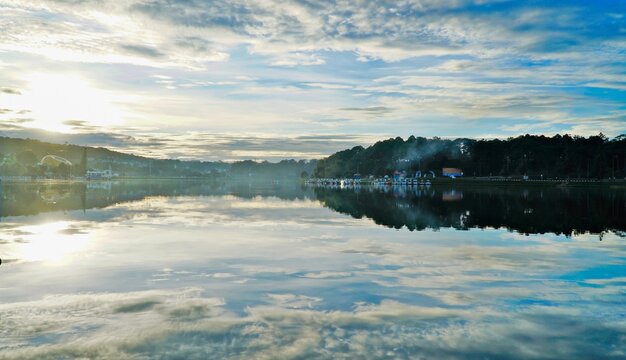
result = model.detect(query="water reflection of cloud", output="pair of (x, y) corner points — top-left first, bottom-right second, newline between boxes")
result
(267, 294), (322, 309)
(1, 288), (624, 359)
(105, 196), (343, 229)
(298, 272), (353, 279)
(1, 193), (625, 358)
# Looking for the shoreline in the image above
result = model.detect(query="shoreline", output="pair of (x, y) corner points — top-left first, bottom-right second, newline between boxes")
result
(306, 177), (626, 188)
(0, 176), (218, 184)
(1, 176), (625, 189)
(428, 177), (626, 188)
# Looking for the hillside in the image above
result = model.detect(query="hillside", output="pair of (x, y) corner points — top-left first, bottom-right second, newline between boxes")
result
(0, 136), (229, 177)
(0, 137), (316, 179)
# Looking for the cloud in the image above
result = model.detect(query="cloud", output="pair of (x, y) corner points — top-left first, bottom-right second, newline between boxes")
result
(298, 271), (352, 279)
(119, 44), (165, 58)
(269, 52), (326, 67)
(172, 36), (230, 62)
(0, 122), (382, 160)
(340, 106), (394, 115)
(62, 120), (98, 130)
(1, 88), (21, 95)
(4, 0), (622, 67)
(0, 123), (138, 149)
(0, 0), (624, 143)
(304, 82), (352, 90)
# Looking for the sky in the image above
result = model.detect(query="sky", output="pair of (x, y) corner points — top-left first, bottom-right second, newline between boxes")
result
(0, 0), (625, 161)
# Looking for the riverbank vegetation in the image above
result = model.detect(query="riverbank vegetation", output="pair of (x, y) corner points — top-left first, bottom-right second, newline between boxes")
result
(314, 134), (626, 180)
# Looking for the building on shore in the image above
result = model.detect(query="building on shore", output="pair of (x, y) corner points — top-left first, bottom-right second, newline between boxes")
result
(86, 167), (117, 180)
(442, 168), (464, 178)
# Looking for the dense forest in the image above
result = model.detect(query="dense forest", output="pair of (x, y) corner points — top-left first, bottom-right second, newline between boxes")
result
(314, 134), (626, 179)
(0, 136), (315, 179)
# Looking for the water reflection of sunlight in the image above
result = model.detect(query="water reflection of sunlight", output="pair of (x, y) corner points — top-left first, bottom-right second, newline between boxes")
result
(12, 221), (91, 264)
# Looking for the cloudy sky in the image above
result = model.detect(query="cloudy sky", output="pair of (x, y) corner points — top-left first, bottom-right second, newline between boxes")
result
(0, 0), (625, 160)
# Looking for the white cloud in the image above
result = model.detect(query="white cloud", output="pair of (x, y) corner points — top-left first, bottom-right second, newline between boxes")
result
(0, 0), (624, 153)
(3, 0), (621, 68)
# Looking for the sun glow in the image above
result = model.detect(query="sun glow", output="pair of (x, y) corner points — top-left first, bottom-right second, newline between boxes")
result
(8, 221), (93, 264)
(13, 73), (124, 133)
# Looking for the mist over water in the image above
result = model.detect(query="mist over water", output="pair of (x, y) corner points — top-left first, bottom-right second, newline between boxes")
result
(0, 181), (624, 359)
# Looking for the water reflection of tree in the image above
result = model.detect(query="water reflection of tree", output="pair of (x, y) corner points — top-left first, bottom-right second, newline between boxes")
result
(314, 187), (626, 236)
(1, 182), (623, 237)
(0, 181), (316, 218)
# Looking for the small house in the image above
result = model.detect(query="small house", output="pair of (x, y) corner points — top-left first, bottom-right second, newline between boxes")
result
(442, 168), (463, 178)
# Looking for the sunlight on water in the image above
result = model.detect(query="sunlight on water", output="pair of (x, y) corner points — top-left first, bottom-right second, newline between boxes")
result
(3, 221), (92, 264)
(0, 182), (624, 359)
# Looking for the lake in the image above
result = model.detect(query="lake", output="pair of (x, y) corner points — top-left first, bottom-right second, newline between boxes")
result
(0, 181), (625, 359)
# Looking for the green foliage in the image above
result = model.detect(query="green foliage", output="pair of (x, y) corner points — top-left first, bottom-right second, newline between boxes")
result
(0, 137), (229, 177)
(16, 150), (37, 165)
(314, 134), (626, 179)
(314, 136), (469, 178)
(0, 137), (316, 179)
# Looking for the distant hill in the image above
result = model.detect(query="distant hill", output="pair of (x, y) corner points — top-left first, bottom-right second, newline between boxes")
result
(314, 134), (626, 180)
(0, 136), (316, 179)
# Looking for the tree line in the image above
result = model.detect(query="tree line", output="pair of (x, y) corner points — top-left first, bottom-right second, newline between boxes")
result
(313, 134), (626, 179)
(0, 136), (315, 179)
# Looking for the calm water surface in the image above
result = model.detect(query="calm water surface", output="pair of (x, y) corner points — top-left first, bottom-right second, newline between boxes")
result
(0, 181), (625, 359)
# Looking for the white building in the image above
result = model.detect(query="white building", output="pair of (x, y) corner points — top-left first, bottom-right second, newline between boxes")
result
(86, 167), (117, 180)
